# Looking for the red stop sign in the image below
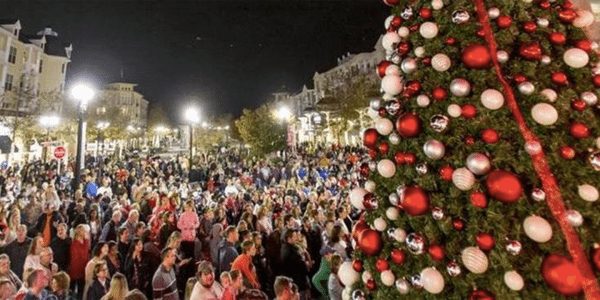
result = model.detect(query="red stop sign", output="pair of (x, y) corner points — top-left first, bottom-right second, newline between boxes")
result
(54, 146), (66, 159)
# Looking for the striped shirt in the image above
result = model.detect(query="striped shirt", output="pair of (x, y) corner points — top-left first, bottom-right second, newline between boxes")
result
(152, 265), (179, 300)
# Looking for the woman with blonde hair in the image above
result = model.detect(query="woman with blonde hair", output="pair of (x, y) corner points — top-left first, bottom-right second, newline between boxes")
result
(100, 272), (128, 300)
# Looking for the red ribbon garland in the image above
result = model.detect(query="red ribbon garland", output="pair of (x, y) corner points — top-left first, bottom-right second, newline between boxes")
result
(472, 0), (600, 298)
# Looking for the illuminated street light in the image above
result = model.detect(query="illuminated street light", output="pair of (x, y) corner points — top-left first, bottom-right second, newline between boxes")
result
(276, 106), (292, 121)
(70, 83), (96, 191)
(183, 105), (201, 168)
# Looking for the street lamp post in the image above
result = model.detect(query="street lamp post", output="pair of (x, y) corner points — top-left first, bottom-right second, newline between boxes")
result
(276, 106), (293, 161)
(71, 84), (95, 192)
(183, 106), (200, 169)
(39, 115), (60, 163)
(95, 121), (110, 160)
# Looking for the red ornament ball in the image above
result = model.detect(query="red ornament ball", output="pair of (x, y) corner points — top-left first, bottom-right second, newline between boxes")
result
(594, 75), (600, 87)
(397, 41), (411, 56)
(400, 186), (430, 216)
(476, 233), (495, 251)
(422, 56), (431, 66)
(358, 229), (383, 256)
(359, 162), (370, 178)
(519, 42), (543, 61)
(396, 113), (422, 138)
(539, 0), (551, 9)
(575, 39), (592, 52)
(432, 87), (448, 101)
(541, 254), (583, 296)
(549, 32), (567, 45)
(558, 9), (577, 23)
(592, 246), (600, 271)
(461, 104), (477, 119)
(363, 128), (379, 149)
(571, 99), (587, 111)
(352, 219), (369, 241)
(563, 0), (574, 9)
(368, 149), (378, 160)
(476, 28), (486, 38)
(404, 80), (422, 97)
(375, 258), (390, 272)
(470, 191), (488, 208)
(469, 289), (496, 300)
(409, 24), (419, 32)
(465, 135), (476, 145)
(513, 74), (527, 84)
(445, 37), (456, 45)
(439, 165), (454, 181)
(378, 107), (387, 117)
(389, 16), (403, 29)
(419, 7), (432, 19)
(481, 128), (499, 144)
(452, 218), (465, 231)
(497, 15), (513, 28)
(522, 21), (537, 33)
(363, 193), (378, 210)
(428, 244), (445, 261)
(462, 44), (492, 69)
(378, 142), (389, 154)
(390, 248), (406, 265)
(352, 259), (363, 272)
(559, 146), (576, 160)
(404, 152), (416, 165)
(376, 60), (392, 78)
(383, 0), (400, 7)
(394, 152), (406, 165)
(366, 279), (376, 291)
(551, 72), (568, 86)
(486, 170), (523, 203)
(570, 122), (590, 139)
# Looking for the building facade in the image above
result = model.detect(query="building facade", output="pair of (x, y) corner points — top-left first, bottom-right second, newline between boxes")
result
(0, 20), (71, 114)
(95, 82), (149, 128)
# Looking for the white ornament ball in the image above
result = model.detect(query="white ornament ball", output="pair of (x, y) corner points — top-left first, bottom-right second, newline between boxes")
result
(385, 64), (401, 76)
(537, 18), (549, 27)
(342, 287), (352, 300)
(466, 153), (491, 175)
(401, 58), (418, 74)
(364, 180), (376, 193)
(420, 267), (445, 294)
(361, 271), (372, 284)
(523, 215), (553, 243)
(447, 104), (462, 118)
(338, 262), (360, 286)
(449, 78), (471, 97)
(541, 55), (552, 65)
(431, 0), (444, 10)
(382, 32), (401, 51)
(419, 22), (439, 39)
(367, 108), (381, 120)
(381, 270), (396, 287)
(416, 95), (431, 107)
(540, 89), (557, 102)
(386, 207), (399, 221)
(566, 210), (583, 227)
(531, 103), (558, 126)
(522, 0), (533, 3)
(377, 159), (396, 178)
(480, 89), (505, 110)
(384, 15), (394, 30)
(518, 82), (535, 95)
(452, 167), (476, 191)
(423, 139), (445, 160)
(374, 217), (388, 232)
(488, 7), (500, 19)
(581, 91), (598, 106)
(389, 133), (400, 145)
(381, 75), (404, 96)
(504, 271), (525, 291)
(414, 46), (426, 58)
(397, 26), (410, 38)
(525, 141), (542, 155)
(431, 54), (451, 72)
(393, 228), (407, 242)
(349, 187), (367, 210)
(563, 48), (589, 69)
(573, 10), (595, 28)
(578, 184), (599, 202)
(497, 50), (509, 63)
(461, 247), (489, 274)
(375, 118), (394, 136)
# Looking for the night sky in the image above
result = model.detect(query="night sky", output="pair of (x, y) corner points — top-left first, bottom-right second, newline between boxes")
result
(2, 0), (386, 122)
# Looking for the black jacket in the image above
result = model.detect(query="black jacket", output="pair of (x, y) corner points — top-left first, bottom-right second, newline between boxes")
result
(86, 279), (108, 300)
(280, 242), (309, 290)
(50, 237), (71, 271)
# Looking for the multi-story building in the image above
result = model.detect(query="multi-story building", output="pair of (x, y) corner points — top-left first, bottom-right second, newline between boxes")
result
(94, 82), (149, 128)
(0, 20), (71, 114)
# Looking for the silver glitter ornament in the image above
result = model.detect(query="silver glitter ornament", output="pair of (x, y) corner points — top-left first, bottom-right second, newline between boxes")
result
(389, 193), (400, 206)
(431, 207), (445, 220)
(396, 278), (410, 294)
(389, 52), (402, 64)
(416, 163), (429, 175)
(423, 139), (446, 160)
(387, 227), (398, 240)
(452, 10), (470, 24)
(385, 100), (401, 116)
(589, 151), (600, 171)
(430, 114), (450, 132)
(449, 78), (471, 97)
(446, 260), (462, 277)
(410, 274), (423, 289)
(497, 50), (509, 63)
(368, 161), (377, 171)
(541, 55), (551, 65)
(369, 99), (382, 110)
(389, 132), (400, 145)
(406, 232), (426, 255)
(531, 188), (546, 201)
(401, 7), (413, 19)
(396, 185), (406, 197)
(401, 58), (418, 74)
(581, 91), (598, 106)
(351, 289), (366, 300)
(466, 153), (492, 175)
(518, 82), (535, 95)
(506, 240), (522, 255)
(566, 210), (583, 227)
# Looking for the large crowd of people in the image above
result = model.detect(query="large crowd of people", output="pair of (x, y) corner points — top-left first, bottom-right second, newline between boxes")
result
(0, 145), (367, 300)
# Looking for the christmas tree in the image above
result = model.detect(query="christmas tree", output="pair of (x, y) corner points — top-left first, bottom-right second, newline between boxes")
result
(342, 0), (600, 298)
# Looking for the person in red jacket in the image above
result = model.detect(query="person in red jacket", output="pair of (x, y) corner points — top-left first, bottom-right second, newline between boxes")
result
(68, 224), (90, 298)
(231, 240), (260, 289)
